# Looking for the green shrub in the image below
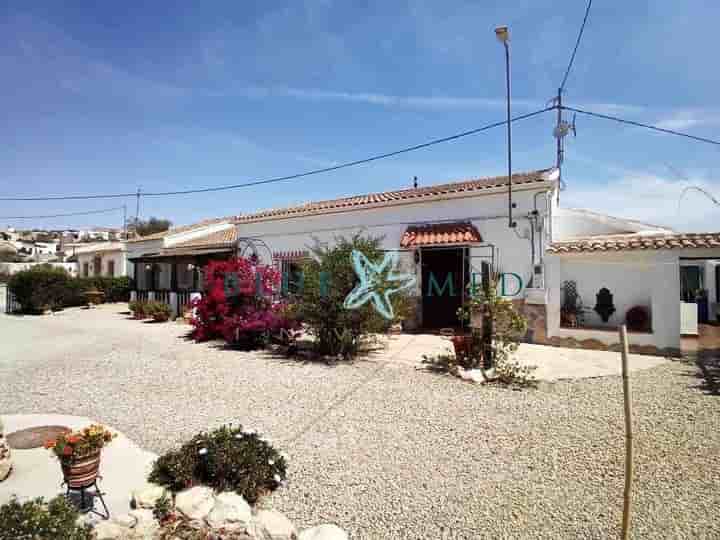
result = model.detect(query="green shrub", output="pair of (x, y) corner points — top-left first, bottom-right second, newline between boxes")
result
(74, 276), (133, 303)
(8, 265), (72, 313)
(145, 301), (172, 322)
(148, 425), (287, 504)
(129, 300), (148, 319)
(9, 269), (133, 312)
(293, 234), (412, 358)
(0, 496), (93, 540)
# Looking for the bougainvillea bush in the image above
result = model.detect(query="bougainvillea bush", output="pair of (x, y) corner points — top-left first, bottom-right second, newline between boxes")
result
(191, 258), (295, 348)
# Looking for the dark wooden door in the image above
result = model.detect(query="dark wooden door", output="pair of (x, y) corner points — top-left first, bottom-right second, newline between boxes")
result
(421, 248), (466, 329)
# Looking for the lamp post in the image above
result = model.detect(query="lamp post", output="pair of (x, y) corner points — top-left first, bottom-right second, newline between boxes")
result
(495, 25), (515, 228)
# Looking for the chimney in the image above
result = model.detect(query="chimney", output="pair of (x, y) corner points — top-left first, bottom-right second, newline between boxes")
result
(413, 176), (418, 189)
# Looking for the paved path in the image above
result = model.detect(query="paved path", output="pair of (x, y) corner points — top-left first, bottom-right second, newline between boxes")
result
(368, 333), (666, 381)
(0, 414), (156, 520)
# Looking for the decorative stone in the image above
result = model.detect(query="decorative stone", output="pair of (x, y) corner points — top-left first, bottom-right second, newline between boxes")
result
(253, 509), (298, 540)
(175, 486), (215, 521)
(131, 483), (170, 509)
(93, 509), (159, 539)
(93, 520), (130, 540)
(129, 508), (159, 537)
(205, 491), (252, 531)
(0, 417), (9, 482)
(298, 524), (349, 540)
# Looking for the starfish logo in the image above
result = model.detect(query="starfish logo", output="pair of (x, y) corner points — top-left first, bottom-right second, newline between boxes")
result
(343, 250), (417, 320)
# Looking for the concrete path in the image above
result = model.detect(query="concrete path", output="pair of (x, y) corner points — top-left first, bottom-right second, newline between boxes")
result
(0, 414), (156, 520)
(368, 333), (667, 381)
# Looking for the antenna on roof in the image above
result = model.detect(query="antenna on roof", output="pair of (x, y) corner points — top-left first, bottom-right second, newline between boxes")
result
(413, 176), (418, 189)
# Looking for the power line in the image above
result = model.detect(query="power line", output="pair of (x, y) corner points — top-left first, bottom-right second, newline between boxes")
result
(138, 107), (554, 197)
(0, 206), (125, 220)
(0, 107), (555, 202)
(559, 0), (593, 93)
(564, 106), (720, 146)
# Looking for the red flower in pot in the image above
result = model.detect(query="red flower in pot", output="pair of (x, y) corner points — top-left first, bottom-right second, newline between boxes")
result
(45, 424), (115, 489)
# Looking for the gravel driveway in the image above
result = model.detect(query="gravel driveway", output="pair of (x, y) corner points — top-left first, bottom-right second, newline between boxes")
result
(1, 305), (718, 539)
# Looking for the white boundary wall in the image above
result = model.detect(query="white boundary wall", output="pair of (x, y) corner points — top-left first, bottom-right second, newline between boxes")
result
(546, 251), (681, 350)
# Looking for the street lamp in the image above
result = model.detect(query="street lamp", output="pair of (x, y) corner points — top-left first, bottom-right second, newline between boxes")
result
(495, 25), (516, 228)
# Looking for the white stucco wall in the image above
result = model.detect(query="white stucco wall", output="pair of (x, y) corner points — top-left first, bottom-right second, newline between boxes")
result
(77, 250), (127, 277)
(546, 251), (681, 350)
(236, 183), (555, 299)
(559, 256), (653, 329)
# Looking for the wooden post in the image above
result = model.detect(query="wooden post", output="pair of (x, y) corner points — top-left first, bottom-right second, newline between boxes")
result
(620, 325), (633, 540)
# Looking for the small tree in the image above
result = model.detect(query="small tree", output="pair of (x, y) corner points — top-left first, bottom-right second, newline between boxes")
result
(130, 217), (172, 237)
(294, 234), (412, 358)
(459, 273), (527, 370)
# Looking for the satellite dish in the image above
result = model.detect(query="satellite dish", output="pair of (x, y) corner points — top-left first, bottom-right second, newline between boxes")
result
(553, 115), (577, 139)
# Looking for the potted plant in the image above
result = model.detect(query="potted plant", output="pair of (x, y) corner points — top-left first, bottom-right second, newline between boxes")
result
(44, 425), (115, 489)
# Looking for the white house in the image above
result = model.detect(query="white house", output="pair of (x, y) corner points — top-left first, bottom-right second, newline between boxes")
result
(229, 167), (720, 355)
(74, 242), (128, 278)
(234, 168), (558, 332)
(127, 218), (238, 314)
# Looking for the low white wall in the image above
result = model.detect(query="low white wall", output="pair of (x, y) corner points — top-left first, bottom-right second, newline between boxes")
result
(546, 251), (681, 350)
(560, 258), (653, 329)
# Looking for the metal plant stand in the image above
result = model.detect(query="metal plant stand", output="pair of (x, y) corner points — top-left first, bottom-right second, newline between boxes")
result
(64, 477), (109, 519)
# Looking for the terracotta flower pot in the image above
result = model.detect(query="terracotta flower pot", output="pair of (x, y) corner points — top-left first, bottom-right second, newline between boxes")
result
(61, 450), (101, 488)
(451, 335), (473, 358)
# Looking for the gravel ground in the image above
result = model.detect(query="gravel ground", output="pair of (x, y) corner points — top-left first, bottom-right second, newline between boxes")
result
(1, 305), (719, 539)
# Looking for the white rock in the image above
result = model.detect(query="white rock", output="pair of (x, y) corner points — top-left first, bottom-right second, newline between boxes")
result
(205, 491), (252, 531)
(131, 483), (169, 509)
(93, 520), (130, 540)
(298, 524), (349, 540)
(253, 508), (298, 539)
(129, 508), (159, 537)
(175, 486), (215, 521)
(112, 513), (138, 528)
(0, 439), (11, 482)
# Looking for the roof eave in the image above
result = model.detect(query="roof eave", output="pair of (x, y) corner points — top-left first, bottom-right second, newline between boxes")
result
(238, 179), (556, 225)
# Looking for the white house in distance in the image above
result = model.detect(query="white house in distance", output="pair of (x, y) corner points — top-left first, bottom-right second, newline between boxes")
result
(127, 217), (238, 314)
(74, 242), (128, 278)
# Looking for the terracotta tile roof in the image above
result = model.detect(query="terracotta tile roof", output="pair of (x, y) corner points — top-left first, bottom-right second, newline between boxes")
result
(400, 222), (482, 248)
(164, 226), (238, 250)
(236, 169), (555, 224)
(273, 250), (310, 260)
(547, 232), (720, 254)
(128, 216), (238, 242)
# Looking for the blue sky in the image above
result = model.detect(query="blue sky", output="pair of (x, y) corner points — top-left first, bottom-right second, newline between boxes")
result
(1, 1), (719, 232)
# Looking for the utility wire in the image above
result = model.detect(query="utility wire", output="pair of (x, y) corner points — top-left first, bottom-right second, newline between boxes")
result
(0, 107), (554, 202)
(0, 206), (125, 220)
(559, 0), (593, 93)
(563, 106), (720, 147)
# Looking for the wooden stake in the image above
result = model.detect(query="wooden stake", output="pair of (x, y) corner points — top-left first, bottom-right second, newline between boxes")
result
(620, 325), (633, 539)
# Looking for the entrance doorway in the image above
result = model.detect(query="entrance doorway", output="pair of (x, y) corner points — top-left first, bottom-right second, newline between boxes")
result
(421, 247), (468, 329)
